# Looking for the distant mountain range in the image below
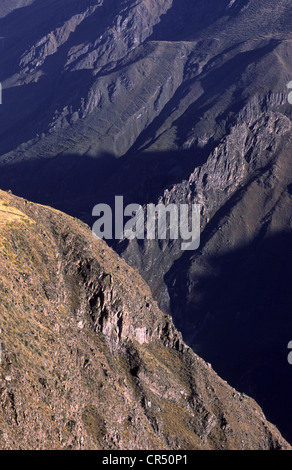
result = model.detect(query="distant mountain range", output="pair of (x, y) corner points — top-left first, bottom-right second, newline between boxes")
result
(0, 0), (292, 446)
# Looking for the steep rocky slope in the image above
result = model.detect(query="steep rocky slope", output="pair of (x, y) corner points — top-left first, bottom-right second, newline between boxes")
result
(0, 0), (36, 19)
(0, 0), (292, 445)
(0, 189), (290, 450)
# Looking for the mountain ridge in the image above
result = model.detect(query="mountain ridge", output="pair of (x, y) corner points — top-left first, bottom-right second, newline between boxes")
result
(0, 189), (290, 450)
(0, 0), (292, 446)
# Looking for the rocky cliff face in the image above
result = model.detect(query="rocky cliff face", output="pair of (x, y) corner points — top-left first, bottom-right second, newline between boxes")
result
(0, 190), (290, 450)
(0, 0), (292, 447)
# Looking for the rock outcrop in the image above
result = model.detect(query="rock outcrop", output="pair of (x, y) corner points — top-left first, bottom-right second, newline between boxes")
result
(0, 0), (292, 447)
(0, 190), (290, 450)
